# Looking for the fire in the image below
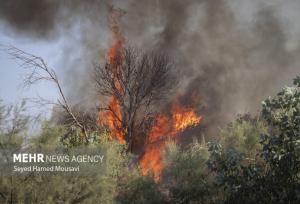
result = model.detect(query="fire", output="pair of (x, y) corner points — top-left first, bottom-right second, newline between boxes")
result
(101, 96), (126, 144)
(100, 4), (202, 182)
(140, 101), (202, 181)
(173, 103), (202, 132)
(99, 5), (126, 144)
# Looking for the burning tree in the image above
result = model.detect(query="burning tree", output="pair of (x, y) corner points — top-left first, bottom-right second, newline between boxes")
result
(3, 4), (202, 183)
(95, 5), (202, 180)
(95, 47), (176, 152)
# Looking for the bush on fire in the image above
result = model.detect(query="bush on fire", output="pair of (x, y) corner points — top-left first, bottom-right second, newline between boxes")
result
(0, 76), (299, 203)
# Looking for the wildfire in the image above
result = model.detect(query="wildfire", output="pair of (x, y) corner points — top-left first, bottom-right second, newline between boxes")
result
(140, 101), (202, 181)
(99, 5), (126, 144)
(101, 96), (126, 144)
(100, 4), (202, 182)
(173, 103), (202, 132)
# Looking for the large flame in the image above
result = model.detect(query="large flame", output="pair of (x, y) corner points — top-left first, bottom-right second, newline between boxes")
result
(140, 100), (202, 181)
(100, 4), (202, 181)
(99, 5), (126, 144)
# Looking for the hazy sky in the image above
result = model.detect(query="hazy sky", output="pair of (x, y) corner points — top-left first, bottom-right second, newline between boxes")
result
(1, 0), (300, 119)
(0, 25), (61, 105)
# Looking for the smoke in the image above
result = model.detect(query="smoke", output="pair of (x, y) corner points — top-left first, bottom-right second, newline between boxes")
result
(1, 0), (300, 136)
(0, 0), (60, 38)
(120, 0), (300, 136)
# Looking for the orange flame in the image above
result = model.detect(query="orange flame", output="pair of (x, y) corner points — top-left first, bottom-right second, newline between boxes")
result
(101, 96), (126, 144)
(100, 4), (202, 182)
(173, 103), (202, 132)
(99, 5), (126, 144)
(140, 101), (202, 181)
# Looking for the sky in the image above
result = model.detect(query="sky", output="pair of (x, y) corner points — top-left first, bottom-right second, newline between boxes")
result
(1, 0), (300, 124)
(0, 24), (61, 110)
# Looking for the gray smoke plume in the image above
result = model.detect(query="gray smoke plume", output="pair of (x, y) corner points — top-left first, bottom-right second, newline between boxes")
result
(0, 0), (61, 38)
(1, 0), (300, 137)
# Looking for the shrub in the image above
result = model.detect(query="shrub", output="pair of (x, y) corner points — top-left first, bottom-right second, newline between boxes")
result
(162, 141), (217, 203)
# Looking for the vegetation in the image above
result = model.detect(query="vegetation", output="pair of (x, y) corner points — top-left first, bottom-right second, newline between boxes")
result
(162, 141), (216, 203)
(95, 47), (177, 151)
(0, 75), (299, 203)
(208, 77), (300, 204)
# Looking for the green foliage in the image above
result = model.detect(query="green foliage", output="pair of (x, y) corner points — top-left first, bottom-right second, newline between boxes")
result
(0, 100), (29, 203)
(5, 175), (104, 204)
(0, 101), (132, 203)
(207, 116), (267, 202)
(96, 133), (132, 203)
(208, 76), (300, 204)
(258, 78), (300, 203)
(1, 75), (300, 203)
(162, 141), (217, 204)
(0, 100), (28, 150)
(207, 141), (266, 204)
(30, 121), (66, 150)
(117, 169), (165, 204)
(220, 115), (267, 156)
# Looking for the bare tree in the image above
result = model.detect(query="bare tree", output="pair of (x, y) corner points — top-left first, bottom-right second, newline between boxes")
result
(95, 47), (176, 151)
(5, 46), (89, 143)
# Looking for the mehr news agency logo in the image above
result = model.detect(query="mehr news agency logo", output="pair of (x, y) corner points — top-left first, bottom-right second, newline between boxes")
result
(12, 153), (105, 173)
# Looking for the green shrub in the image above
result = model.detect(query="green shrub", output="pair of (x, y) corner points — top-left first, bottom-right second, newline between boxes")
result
(117, 168), (165, 204)
(208, 76), (300, 204)
(162, 141), (217, 203)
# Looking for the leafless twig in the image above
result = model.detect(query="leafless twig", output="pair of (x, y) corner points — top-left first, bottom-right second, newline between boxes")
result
(5, 45), (89, 143)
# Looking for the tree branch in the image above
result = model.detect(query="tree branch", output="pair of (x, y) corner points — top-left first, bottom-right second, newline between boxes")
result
(5, 45), (89, 143)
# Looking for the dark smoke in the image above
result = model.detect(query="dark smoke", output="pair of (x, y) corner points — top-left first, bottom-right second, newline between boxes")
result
(0, 0), (60, 38)
(121, 0), (300, 136)
(1, 0), (300, 137)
